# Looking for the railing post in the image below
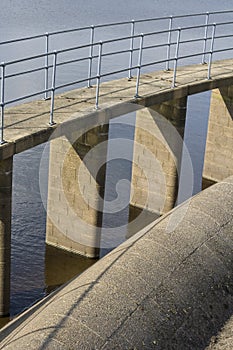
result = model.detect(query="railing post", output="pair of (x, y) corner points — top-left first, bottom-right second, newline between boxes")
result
(128, 20), (135, 80)
(172, 28), (181, 88)
(88, 25), (95, 88)
(166, 16), (173, 71)
(44, 32), (49, 99)
(134, 33), (144, 98)
(202, 12), (210, 64)
(0, 63), (6, 145)
(207, 23), (216, 80)
(95, 41), (103, 109)
(49, 51), (57, 126)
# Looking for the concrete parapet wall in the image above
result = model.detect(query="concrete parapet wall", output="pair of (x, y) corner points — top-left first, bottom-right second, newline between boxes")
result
(1, 176), (233, 349)
(203, 87), (233, 182)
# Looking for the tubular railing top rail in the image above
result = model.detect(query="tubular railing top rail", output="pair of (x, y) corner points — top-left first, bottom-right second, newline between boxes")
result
(0, 9), (233, 47)
(0, 10), (233, 144)
(2, 20), (233, 68)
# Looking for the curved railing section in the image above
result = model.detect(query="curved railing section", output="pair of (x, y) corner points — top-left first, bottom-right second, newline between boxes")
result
(0, 10), (233, 143)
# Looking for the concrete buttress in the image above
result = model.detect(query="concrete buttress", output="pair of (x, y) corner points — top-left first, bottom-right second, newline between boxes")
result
(46, 124), (109, 258)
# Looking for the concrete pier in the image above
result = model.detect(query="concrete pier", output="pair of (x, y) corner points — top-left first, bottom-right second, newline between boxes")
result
(131, 97), (187, 216)
(203, 86), (233, 181)
(46, 125), (109, 258)
(0, 158), (12, 317)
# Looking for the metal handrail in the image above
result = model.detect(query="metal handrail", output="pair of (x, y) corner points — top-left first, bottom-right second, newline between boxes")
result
(0, 9), (232, 47)
(0, 11), (233, 143)
(0, 22), (225, 78)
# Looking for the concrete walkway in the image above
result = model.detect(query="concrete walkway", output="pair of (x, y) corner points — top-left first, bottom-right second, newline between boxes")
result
(0, 176), (233, 349)
(1, 59), (233, 160)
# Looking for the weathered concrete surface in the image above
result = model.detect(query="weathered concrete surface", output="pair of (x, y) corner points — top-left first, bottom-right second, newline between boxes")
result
(1, 59), (233, 160)
(0, 176), (233, 349)
(206, 314), (233, 350)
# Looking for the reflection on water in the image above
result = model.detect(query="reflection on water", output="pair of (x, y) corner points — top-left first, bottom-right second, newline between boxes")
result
(6, 242), (96, 327)
(177, 91), (211, 204)
(45, 245), (97, 294)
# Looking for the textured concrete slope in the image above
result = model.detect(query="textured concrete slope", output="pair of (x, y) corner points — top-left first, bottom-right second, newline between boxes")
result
(0, 177), (233, 349)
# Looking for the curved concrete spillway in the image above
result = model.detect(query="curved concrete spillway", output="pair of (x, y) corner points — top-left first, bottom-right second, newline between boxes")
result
(0, 176), (233, 349)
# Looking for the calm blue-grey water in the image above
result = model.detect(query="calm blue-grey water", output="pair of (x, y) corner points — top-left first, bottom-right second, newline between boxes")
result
(0, 0), (231, 322)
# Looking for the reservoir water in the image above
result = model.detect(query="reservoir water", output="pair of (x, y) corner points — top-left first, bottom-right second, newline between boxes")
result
(0, 0), (232, 325)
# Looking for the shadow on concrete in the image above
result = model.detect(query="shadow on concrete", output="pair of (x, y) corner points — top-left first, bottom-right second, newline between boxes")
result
(219, 86), (233, 121)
